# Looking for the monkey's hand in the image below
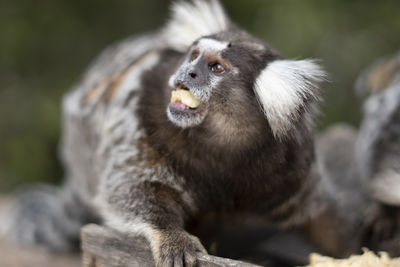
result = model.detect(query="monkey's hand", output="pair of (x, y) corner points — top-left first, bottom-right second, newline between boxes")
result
(150, 229), (206, 267)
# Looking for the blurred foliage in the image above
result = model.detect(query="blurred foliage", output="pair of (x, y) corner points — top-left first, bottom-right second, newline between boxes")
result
(0, 0), (399, 192)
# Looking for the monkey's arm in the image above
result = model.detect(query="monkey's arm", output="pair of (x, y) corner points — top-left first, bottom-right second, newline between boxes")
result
(95, 148), (205, 267)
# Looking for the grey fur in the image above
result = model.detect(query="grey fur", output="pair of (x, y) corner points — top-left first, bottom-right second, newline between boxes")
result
(316, 125), (367, 225)
(356, 58), (400, 204)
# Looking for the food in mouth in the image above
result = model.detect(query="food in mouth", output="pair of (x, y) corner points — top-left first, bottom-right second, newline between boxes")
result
(170, 89), (201, 110)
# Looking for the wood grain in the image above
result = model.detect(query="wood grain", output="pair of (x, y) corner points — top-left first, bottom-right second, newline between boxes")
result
(81, 224), (262, 267)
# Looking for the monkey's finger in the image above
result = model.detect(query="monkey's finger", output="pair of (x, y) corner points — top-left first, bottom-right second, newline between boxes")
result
(196, 245), (207, 254)
(191, 235), (207, 254)
(183, 251), (197, 267)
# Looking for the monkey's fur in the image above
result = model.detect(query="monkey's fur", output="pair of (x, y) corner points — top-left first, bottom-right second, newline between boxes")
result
(0, 1), (365, 266)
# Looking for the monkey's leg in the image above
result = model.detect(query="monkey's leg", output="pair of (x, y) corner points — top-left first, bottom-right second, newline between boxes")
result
(279, 180), (362, 257)
(98, 169), (206, 267)
(299, 125), (367, 257)
(265, 166), (362, 256)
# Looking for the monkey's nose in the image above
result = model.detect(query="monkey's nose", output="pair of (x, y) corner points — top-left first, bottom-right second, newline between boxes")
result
(175, 81), (189, 90)
(189, 72), (198, 79)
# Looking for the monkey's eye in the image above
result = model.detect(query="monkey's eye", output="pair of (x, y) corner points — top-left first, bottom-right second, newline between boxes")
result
(210, 63), (225, 74)
(191, 50), (200, 61)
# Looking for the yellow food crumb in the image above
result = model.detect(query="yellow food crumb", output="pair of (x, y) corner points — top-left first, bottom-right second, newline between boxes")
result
(171, 90), (201, 108)
(305, 249), (400, 267)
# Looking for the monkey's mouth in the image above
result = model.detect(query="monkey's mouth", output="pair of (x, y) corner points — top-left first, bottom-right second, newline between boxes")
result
(167, 89), (208, 128)
(169, 89), (203, 112)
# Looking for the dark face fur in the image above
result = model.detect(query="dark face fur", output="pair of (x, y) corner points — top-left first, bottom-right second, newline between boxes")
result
(167, 32), (282, 145)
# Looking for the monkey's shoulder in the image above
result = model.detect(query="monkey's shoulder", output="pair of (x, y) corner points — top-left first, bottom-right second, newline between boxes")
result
(62, 35), (183, 137)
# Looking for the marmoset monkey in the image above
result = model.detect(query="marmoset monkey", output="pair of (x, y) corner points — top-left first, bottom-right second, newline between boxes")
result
(355, 52), (400, 255)
(1, 1), (338, 266)
(356, 52), (400, 207)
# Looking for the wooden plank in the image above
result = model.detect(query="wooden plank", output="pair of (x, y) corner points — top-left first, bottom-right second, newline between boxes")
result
(81, 224), (262, 267)
(0, 242), (80, 267)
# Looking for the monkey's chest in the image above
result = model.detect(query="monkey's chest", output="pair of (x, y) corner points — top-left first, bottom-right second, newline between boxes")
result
(185, 166), (303, 213)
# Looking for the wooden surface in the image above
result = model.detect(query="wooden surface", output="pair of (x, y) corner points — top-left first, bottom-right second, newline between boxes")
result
(81, 224), (263, 267)
(0, 241), (81, 267)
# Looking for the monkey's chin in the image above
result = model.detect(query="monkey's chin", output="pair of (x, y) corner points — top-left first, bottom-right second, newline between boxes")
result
(166, 102), (208, 128)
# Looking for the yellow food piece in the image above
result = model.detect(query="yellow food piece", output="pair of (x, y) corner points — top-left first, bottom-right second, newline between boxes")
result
(171, 89), (201, 108)
(305, 249), (400, 267)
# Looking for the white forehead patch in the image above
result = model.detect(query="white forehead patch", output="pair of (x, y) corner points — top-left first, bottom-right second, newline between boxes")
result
(197, 38), (228, 53)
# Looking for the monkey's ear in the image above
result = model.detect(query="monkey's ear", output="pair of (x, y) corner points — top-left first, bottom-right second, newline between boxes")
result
(162, 0), (230, 52)
(254, 59), (326, 139)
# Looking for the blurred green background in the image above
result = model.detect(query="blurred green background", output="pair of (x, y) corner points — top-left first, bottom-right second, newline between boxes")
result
(1, 0), (399, 192)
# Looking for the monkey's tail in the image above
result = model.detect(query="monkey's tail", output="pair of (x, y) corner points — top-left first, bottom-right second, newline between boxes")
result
(0, 183), (99, 252)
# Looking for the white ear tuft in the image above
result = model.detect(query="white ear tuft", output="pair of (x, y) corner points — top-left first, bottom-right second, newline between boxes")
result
(254, 59), (326, 138)
(162, 0), (229, 52)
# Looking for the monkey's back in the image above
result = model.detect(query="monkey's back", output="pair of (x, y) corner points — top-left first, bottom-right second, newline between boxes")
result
(59, 33), (171, 200)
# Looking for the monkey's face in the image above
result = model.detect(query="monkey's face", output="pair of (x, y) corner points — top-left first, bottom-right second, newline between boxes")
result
(167, 38), (233, 128)
(167, 35), (270, 130)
